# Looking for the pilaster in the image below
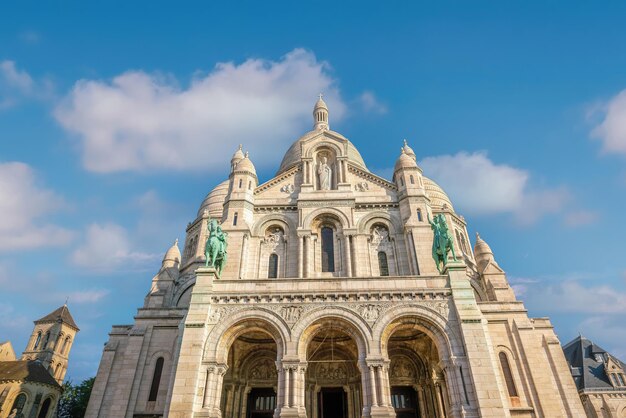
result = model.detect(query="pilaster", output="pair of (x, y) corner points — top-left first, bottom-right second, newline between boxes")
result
(445, 261), (510, 417)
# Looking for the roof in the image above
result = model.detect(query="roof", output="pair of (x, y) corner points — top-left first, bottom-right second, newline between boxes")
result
(563, 335), (626, 391)
(0, 360), (61, 389)
(35, 305), (79, 330)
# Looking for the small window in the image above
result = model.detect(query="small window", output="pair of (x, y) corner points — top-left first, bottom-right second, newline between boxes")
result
(42, 331), (50, 349)
(268, 254), (278, 278)
(149, 357), (165, 402)
(62, 336), (71, 354)
(417, 209), (422, 222)
(618, 374), (625, 386)
(499, 352), (518, 397)
(34, 331), (42, 349)
(321, 227), (335, 272)
(37, 398), (52, 418)
(233, 212), (238, 226)
(11, 393), (27, 414)
(238, 179), (242, 188)
(400, 177), (404, 186)
(410, 175), (415, 184)
(248, 181), (252, 190)
(378, 251), (389, 276)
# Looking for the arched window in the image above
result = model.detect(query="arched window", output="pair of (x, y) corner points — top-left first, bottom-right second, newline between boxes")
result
(233, 212), (238, 226)
(417, 209), (423, 222)
(62, 337), (71, 354)
(55, 333), (63, 351)
(238, 178), (242, 188)
(37, 398), (52, 418)
(11, 393), (27, 415)
(410, 175), (415, 184)
(499, 352), (518, 397)
(55, 363), (62, 378)
(321, 227), (334, 272)
(42, 331), (50, 349)
(148, 357), (165, 402)
(34, 331), (42, 349)
(268, 254), (279, 278)
(248, 181), (252, 190)
(378, 251), (389, 276)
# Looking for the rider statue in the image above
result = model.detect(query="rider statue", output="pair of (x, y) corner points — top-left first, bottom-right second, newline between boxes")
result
(428, 213), (457, 273)
(204, 218), (228, 275)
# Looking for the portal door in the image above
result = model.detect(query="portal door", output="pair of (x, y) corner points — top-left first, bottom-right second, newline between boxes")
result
(391, 386), (420, 418)
(317, 387), (347, 418)
(247, 388), (276, 418)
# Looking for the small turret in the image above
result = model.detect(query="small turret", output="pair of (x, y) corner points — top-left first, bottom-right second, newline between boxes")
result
(224, 149), (257, 228)
(230, 144), (245, 173)
(402, 139), (416, 161)
(161, 239), (181, 269)
(474, 232), (497, 272)
(313, 94), (329, 130)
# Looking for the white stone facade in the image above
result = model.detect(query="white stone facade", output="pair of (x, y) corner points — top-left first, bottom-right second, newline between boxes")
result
(86, 99), (586, 418)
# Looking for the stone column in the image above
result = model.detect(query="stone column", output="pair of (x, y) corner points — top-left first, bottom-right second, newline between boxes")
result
(369, 365), (378, 408)
(345, 234), (353, 277)
(298, 236), (304, 278)
(416, 386), (427, 418)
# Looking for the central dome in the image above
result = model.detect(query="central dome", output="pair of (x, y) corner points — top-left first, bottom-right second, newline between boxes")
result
(276, 129), (369, 175)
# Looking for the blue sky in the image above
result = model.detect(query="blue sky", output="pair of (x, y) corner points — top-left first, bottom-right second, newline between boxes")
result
(1, 1), (626, 382)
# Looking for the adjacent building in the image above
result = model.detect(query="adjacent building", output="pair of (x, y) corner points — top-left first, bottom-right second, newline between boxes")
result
(0, 304), (78, 418)
(86, 98), (587, 418)
(563, 336), (626, 417)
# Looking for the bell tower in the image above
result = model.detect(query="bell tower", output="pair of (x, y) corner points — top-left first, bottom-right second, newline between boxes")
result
(21, 304), (79, 384)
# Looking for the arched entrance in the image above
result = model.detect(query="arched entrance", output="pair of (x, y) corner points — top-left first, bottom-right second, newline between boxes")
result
(216, 321), (281, 418)
(306, 326), (361, 418)
(384, 319), (452, 418)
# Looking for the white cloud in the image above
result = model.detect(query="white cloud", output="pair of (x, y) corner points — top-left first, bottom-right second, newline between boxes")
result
(0, 162), (73, 251)
(70, 223), (159, 272)
(591, 89), (626, 156)
(523, 280), (626, 314)
(54, 48), (347, 173)
(0, 60), (53, 109)
(63, 289), (109, 303)
(419, 151), (569, 223)
(358, 91), (387, 114)
(563, 210), (598, 227)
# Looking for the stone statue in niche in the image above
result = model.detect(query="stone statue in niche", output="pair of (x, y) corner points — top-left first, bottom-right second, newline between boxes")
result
(317, 156), (332, 190)
(371, 226), (390, 247)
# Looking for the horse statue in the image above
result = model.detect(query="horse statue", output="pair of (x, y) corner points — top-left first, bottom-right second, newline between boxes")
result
(428, 213), (457, 273)
(204, 219), (228, 275)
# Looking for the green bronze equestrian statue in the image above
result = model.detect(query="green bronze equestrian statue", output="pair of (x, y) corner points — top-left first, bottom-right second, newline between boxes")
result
(204, 218), (228, 275)
(428, 213), (457, 273)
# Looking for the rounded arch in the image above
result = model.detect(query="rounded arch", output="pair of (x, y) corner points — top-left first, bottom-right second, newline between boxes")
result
(303, 207), (351, 230)
(37, 396), (54, 418)
(470, 279), (488, 302)
(172, 277), (196, 307)
(204, 308), (289, 364)
(356, 211), (402, 235)
(292, 307), (371, 360)
(251, 214), (296, 237)
(372, 305), (463, 360)
(303, 140), (343, 160)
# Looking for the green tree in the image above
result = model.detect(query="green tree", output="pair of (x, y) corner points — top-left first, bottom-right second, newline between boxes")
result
(57, 377), (94, 418)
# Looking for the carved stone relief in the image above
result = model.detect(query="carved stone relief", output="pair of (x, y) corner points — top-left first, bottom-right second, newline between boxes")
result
(315, 363), (347, 381)
(280, 305), (303, 323)
(249, 358), (278, 380)
(355, 181), (369, 192)
(390, 358), (416, 379)
(280, 184), (295, 194)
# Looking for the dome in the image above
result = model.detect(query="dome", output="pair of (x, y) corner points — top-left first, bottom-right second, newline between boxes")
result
(231, 144), (244, 164)
(394, 148), (417, 172)
(403, 139), (416, 161)
(423, 176), (454, 211)
(162, 239), (181, 268)
(277, 130), (368, 175)
(234, 153), (256, 175)
(198, 180), (229, 218)
(474, 233), (494, 258)
(314, 96), (328, 111)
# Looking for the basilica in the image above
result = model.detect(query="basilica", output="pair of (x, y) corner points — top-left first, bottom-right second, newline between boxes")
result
(86, 98), (588, 418)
